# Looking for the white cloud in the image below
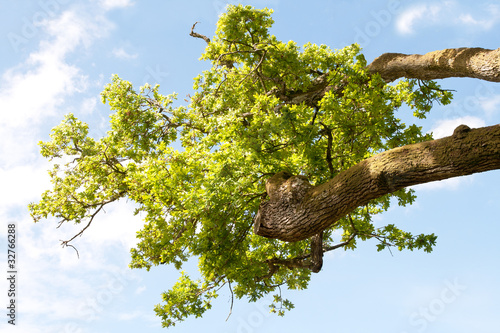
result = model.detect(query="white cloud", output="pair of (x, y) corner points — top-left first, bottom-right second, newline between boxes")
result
(412, 174), (475, 192)
(0, 6), (145, 332)
(396, 5), (430, 35)
(411, 116), (487, 192)
(0, 211), (142, 333)
(0, 50), (82, 128)
(117, 310), (144, 321)
(41, 11), (103, 53)
(100, 0), (134, 10)
(395, 2), (500, 35)
(135, 285), (147, 295)
(458, 4), (500, 30)
(112, 47), (139, 60)
(479, 94), (500, 118)
(0, 163), (51, 208)
(0, 10), (112, 169)
(429, 116), (486, 139)
(458, 14), (495, 30)
(458, 14), (490, 28)
(80, 96), (98, 115)
(396, 4), (443, 35)
(83, 200), (144, 250)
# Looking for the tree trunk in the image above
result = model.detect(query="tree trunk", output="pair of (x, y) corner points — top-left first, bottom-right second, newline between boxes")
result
(254, 124), (500, 242)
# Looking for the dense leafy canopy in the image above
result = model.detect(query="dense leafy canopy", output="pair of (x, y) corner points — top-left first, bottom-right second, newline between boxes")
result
(29, 5), (452, 327)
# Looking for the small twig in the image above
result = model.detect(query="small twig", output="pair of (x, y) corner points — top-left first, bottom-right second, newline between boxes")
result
(225, 279), (234, 321)
(320, 123), (335, 178)
(61, 243), (80, 259)
(60, 203), (105, 248)
(238, 50), (266, 85)
(102, 150), (126, 175)
(190, 22), (210, 44)
(322, 232), (357, 252)
(309, 107), (320, 126)
(418, 79), (456, 93)
(214, 73), (228, 95)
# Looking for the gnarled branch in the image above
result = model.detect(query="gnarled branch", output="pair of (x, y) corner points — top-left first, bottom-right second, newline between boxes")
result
(190, 22), (210, 44)
(254, 124), (500, 242)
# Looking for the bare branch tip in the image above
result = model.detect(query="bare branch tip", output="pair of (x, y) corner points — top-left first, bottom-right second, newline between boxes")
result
(60, 240), (80, 259)
(190, 21), (210, 45)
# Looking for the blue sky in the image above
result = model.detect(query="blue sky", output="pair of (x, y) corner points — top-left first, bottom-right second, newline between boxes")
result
(0, 0), (499, 332)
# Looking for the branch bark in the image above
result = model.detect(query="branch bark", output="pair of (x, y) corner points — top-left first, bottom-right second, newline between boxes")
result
(367, 47), (500, 82)
(273, 47), (500, 108)
(190, 22), (210, 44)
(254, 124), (500, 242)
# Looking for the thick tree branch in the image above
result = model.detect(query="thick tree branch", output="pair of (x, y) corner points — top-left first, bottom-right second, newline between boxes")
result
(367, 47), (500, 82)
(291, 47), (500, 107)
(190, 22), (499, 102)
(275, 47), (499, 107)
(254, 124), (500, 242)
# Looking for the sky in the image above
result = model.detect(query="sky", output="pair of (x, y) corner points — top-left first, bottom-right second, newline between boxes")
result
(0, 0), (499, 332)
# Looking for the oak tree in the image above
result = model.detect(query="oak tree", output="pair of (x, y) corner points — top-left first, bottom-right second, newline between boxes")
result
(29, 5), (500, 327)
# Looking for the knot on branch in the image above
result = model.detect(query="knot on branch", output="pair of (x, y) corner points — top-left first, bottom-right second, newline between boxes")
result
(453, 124), (471, 139)
(254, 171), (313, 239)
(265, 171), (312, 203)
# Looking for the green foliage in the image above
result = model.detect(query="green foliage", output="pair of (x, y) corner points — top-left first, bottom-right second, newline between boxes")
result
(29, 5), (452, 327)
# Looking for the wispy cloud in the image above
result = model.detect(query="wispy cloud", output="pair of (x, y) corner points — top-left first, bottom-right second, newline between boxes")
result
(0, 163), (51, 207)
(429, 116), (486, 139)
(113, 47), (139, 60)
(412, 116), (487, 191)
(100, 0), (135, 10)
(0, 3), (146, 332)
(0, 212), (142, 331)
(395, 2), (500, 35)
(479, 94), (500, 118)
(396, 4), (440, 35)
(412, 173), (476, 191)
(117, 310), (145, 321)
(458, 4), (500, 30)
(0, 10), (109, 169)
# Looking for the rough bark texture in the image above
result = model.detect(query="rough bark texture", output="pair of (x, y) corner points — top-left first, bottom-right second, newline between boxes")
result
(254, 124), (500, 242)
(367, 47), (500, 82)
